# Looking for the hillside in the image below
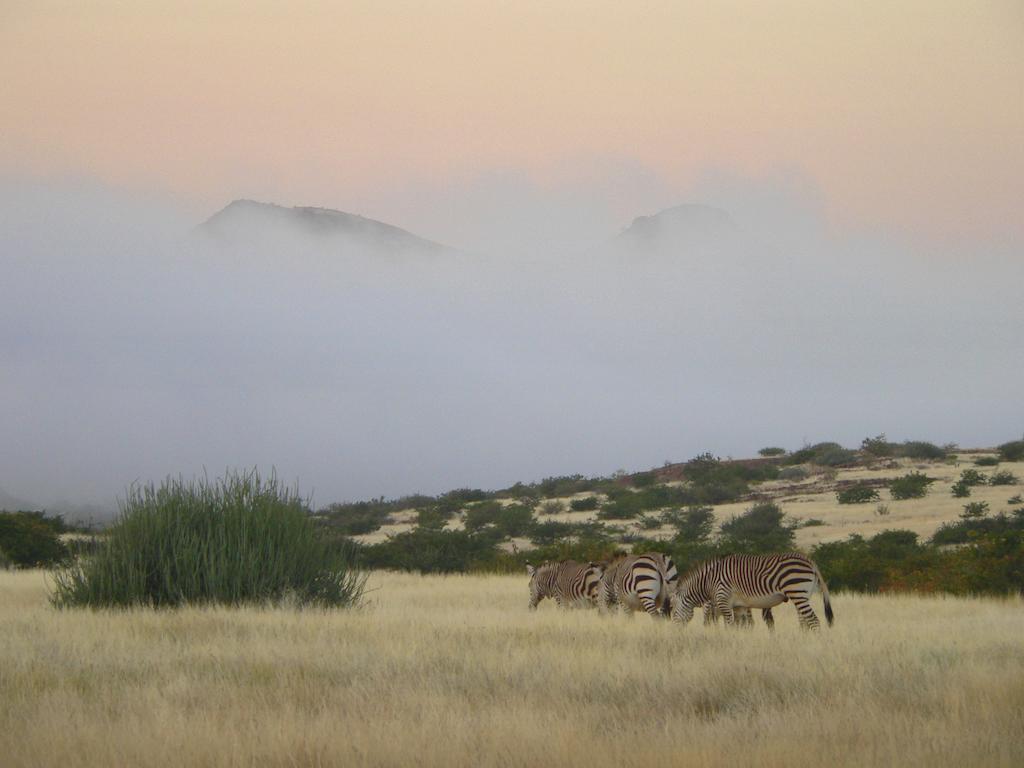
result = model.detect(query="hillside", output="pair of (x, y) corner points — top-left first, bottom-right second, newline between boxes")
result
(339, 446), (1024, 552)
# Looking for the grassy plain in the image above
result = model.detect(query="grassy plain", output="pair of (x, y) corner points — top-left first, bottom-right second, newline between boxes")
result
(2, 569), (1023, 767)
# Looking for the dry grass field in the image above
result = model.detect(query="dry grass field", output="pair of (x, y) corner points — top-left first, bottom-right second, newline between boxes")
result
(2, 569), (1023, 767)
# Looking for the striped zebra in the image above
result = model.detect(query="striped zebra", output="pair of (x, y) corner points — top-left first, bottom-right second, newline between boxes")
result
(526, 560), (605, 609)
(599, 551), (678, 617)
(672, 553), (833, 629)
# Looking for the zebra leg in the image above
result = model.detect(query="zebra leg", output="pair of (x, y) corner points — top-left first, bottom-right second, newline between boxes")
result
(762, 608), (775, 630)
(735, 607), (754, 628)
(790, 596), (821, 629)
(702, 603), (716, 626)
(713, 587), (734, 626)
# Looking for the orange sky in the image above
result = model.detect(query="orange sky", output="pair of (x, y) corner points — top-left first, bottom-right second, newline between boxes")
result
(2, 0), (1022, 241)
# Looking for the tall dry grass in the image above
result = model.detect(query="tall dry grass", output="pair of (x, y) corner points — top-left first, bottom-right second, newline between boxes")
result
(1, 569), (1022, 767)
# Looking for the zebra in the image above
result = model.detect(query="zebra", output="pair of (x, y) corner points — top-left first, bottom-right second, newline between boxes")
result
(672, 553), (833, 629)
(599, 551), (678, 617)
(526, 560), (605, 609)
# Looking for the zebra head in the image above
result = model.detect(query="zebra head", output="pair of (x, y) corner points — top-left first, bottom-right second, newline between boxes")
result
(670, 580), (698, 624)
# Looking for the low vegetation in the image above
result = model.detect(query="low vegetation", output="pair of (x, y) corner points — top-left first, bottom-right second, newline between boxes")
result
(51, 471), (364, 608)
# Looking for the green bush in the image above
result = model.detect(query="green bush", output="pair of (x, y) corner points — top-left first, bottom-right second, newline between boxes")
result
(463, 502), (534, 538)
(897, 441), (947, 460)
(784, 442), (857, 467)
(836, 484), (881, 504)
(812, 530), (932, 592)
(997, 440), (1024, 462)
(318, 500), (393, 535)
(961, 501), (990, 519)
(359, 528), (499, 573)
(889, 472), (934, 500)
(51, 471), (364, 609)
(989, 471), (1018, 486)
(758, 447), (786, 457)
(861, 435), (895, 457)
(415, 507), (448, 530)
(717, 501), (795, 553)
(932, 510), (1024, 545)
(0, 511), (69, 568)
(569, 496), (600, 511)
(778, 466), (810, 481)
(958, 469), (988, 487)
(951, 481), (971, 498)
(662, 506), (715, 543)
(974, 456), (1000, 467)
(537, 500), (564, 515)
(529, 520), (575, 546)
(630, 471), (658, 488)
(635, 513), (662, 530)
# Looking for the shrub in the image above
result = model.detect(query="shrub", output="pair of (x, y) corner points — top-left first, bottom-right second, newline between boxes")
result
(662, 506), (715, 543)
(534, 475), (598, 498)
(989, 471), (1018, 486)
(932, 510), (1024, 545)
(974, 456), (1000, 467)
(416, 507), (448, 530)
(997, 440), (1024, 462)
(318, 500), (393, 535)
(801, 518), (826, 527)
(784, 442), (857, 467)
(635, 513), (662, 530)
(569, 496), (600, 512)
(463, 502), (534, 538)
(889, 472), (934, 500)
(861, 435), (895, 457)
(717, 502), (795, 553)
(758, 447), (786, 457)
(836, 484), (880, 504)
(812, 530), (930, 592)
(630, 471), (658, 488)
(360, 528), (499, 573)
(951, 481), (971, 498)
(0, 511), (69, 568)
(778, 466), (810, 481)
(51, 471), (364, 609)
(1009, 494), (1023, 506)
(897, 441), (947, 460)
(529, 520), (575, 546)
(961, 502), (990, 520)
(958, 469), (988, 487)
(875, 504), (890, 517)
(537, 500), (564, 515)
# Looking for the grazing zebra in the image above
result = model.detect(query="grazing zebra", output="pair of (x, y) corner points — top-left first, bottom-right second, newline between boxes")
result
(599, 551), (678, 617)
(526, 560), (605, 609)
(673, 553), (833, 629)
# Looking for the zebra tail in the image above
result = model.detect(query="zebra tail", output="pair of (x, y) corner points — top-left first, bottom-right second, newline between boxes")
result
(812, 561), (834, 627)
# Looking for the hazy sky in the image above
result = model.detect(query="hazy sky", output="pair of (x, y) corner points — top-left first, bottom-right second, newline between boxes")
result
(1, 2), (1022, 514)
(2, 1), (1022, 246)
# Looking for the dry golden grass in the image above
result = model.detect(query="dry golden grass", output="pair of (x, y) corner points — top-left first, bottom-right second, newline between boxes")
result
(2, 569), (1023, 767)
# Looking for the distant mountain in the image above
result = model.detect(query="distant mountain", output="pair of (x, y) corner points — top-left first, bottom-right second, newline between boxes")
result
(609, 204), (736, 250)
(199, 199), (453, 254)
